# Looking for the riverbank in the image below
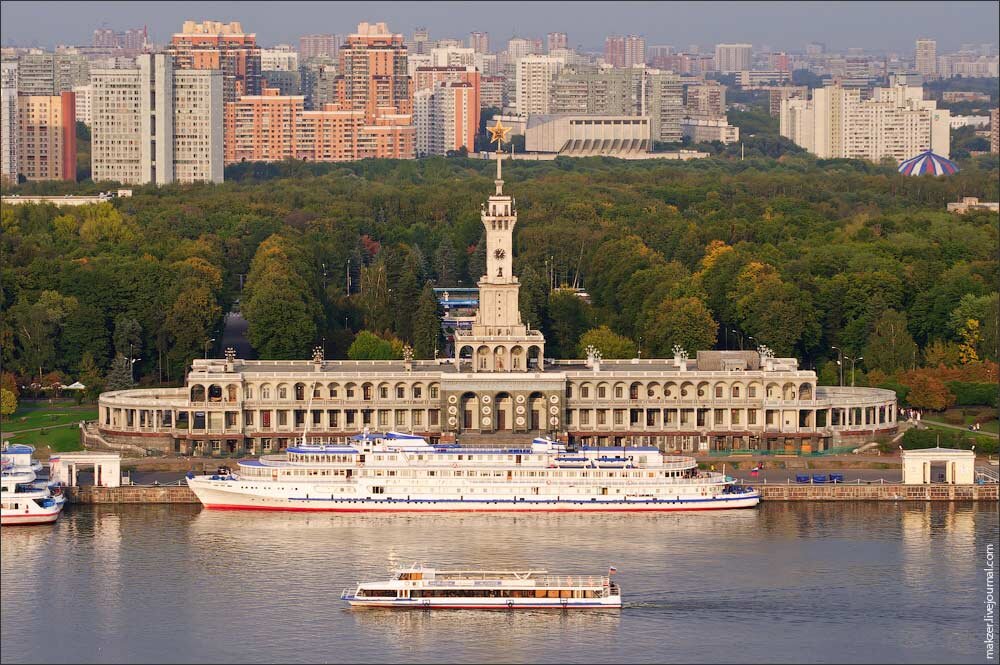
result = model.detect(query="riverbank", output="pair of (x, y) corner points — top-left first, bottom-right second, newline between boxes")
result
(65, 483), (998, 504)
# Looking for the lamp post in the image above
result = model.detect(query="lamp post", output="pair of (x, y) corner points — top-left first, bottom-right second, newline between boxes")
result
(129, 357), (140, 384)
(831, 346), (844, 387)
(848, 355), (863, 387)
(731, 329), (744, 350)
(204, 338), (215, 360)
(637, 336), (643, 360)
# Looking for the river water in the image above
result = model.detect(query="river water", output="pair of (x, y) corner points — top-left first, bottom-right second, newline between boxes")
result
(1, 503), (995, 664)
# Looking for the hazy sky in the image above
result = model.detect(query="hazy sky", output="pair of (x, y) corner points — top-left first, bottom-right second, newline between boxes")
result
(2, 1), (998, 53)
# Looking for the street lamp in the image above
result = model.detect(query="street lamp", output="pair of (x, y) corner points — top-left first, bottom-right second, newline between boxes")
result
(731, 329), (744, 350)
(130, 357), (140, 383)
(848, 356), (863, 387)
(204, 338), (216, 360)
(637, 336), (643, 360)
(831, 346), (844, 387)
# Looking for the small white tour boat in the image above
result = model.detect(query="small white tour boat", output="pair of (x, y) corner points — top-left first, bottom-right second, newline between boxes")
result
(341, 565), (622, 609)
(1, 444), (66, 526)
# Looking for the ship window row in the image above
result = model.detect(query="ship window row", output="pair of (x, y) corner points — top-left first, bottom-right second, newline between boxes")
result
(239, 468), (687, 479)
(406, 589), (600, 599)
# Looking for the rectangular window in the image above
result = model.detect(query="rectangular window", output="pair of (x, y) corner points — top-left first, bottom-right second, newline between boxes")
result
(580, 410), (590, 425)
(430, 386), (439, 399)
(413, 387), (422, 399)
(731, 409), (741, 425)
(329, 410), (339, 428)
(346, 410), (355, 426)
(598, 386), (606, 398)
(581, 386), (590, 398)
(413, 411), (423, 426)
(380, 387), (389, 399)
(597, 409), (607, 425)
(396, 386), (405, 399)
(378, 410), (390, 426)
(278, 411), (287, 426)
(748, 410), (757, 425)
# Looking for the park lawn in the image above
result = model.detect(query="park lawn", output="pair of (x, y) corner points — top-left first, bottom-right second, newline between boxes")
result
(1, 401), (98, 433)
(5, 426), (84, 452)
(923, 422), (998, 447)
(923, 407), (999, 434)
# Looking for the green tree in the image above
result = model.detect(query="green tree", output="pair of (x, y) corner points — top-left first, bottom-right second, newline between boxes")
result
(466, 231), (486, 283)
(9, 290), (79, 380)
(734, 262), (816, 357)
(412, 282), (442, 359)
(433, 239), (458, 286)
(358, 258), (393, 333)
(518, 264), (548, 330)
(0, 389), (16, 419)
(78, 352), (105, 402)
(113, 314), (142, 357)
(348, 331), (400, 360)
(104, 353), (135, 391)
(642, 296), (718, 357)
(863, 309), (918, 374)
(546, 290), (592, 358)
(577, 325), (637, 359)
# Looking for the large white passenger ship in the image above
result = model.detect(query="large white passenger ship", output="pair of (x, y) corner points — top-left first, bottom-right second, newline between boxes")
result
(186, 432), (759, 512)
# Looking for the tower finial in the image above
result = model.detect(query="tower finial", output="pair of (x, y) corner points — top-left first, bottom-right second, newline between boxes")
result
(488, 118), (511, 193)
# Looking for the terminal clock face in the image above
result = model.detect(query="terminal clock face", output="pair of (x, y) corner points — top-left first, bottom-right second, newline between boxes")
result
(494, 248), (506, 259)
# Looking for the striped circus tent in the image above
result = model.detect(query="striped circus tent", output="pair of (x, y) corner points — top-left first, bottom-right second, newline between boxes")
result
(897, 150), (960, 176)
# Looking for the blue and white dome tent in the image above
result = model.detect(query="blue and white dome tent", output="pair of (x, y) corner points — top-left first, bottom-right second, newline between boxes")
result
(897, 150), (960, 176)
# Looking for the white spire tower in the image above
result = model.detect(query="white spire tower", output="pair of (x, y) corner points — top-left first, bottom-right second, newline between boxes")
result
(453, 119), (545, 373)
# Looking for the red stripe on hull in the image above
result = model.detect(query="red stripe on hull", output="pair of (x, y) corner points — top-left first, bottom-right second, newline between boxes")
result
(204, 503), (755, 513)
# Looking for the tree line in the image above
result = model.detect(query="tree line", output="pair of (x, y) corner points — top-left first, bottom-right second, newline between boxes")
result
(1, 152), (997, 415)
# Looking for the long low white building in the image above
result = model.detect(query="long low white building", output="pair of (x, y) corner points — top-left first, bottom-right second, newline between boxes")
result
(525, 115), (651, 156)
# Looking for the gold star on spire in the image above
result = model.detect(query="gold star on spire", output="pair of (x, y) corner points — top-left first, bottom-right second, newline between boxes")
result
(488, 118), (511, 147)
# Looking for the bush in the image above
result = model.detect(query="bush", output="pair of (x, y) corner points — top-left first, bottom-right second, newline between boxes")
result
(901, 427), (998, 454)
(945, 381), (999, 407)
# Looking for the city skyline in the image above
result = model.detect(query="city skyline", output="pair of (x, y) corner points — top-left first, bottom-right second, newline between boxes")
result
(1, 1), (998, 53)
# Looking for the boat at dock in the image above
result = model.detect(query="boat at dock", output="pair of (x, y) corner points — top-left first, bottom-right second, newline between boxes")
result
(1, 444), (66, 526)
(185, 431), (760, 512)
(342, 566), (622, 609)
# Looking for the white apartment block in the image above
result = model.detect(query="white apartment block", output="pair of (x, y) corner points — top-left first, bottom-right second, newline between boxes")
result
(915, 38), (937, 79)
(430, 47), (476, 68)
(261, 47), (299, 72)
(780, 82), (950, 163)
(72, 84), (92, 125)
(515, 54), (564, 115)
(1, 61), (17, 183)
(414, 82), (477, 156)
(714, 44), (752, 73)
(91, 54), (223, 185)
(681, 117), (739, 144)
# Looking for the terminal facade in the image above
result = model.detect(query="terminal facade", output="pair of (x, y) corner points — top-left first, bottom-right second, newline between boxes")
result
(97, 143), (897, 456)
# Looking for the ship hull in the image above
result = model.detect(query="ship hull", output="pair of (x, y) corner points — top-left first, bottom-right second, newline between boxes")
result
(188, 480), (760, 512)
(343, 597), (621, 609)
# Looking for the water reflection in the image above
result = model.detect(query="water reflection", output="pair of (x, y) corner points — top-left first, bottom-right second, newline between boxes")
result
(1, 503), (995, 664)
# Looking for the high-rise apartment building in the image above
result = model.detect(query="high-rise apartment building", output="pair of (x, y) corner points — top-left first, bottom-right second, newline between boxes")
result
(915, 38), (937, 79)
(167, 20), (261, 102)
(16, 52), (89, 95)
(547, 33), (568, 53)
(515, 54), (564, 115)
(17, 92), (76, 181)
(327, 22), (415, 159)
(72, 84), (92, 124)
(506, 38), (534, 63)
(413, 81), (479, 156)
(260, 46), (298, 72)
(991, 107), (999, 154)
(714, 43), (752, 73)
(605, 35), (646, 68)
(93, 26), (148, 50)
(768, 85), (808, 117)
(643, 68), (684, 142)
(430, 47), (476, 69)
(414, 65), (480, 92)
(469, 32), (489, 54)
(299, 34), (340, 61)
(548, 65), (683, 142)
(780, 82), (950, 162)
(91, 54), (223, 184)
(1, 61), (17, 183)
(684, 80), (726, 118)
(480, 75), (505, 109)
(411, 28), (430, 55)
